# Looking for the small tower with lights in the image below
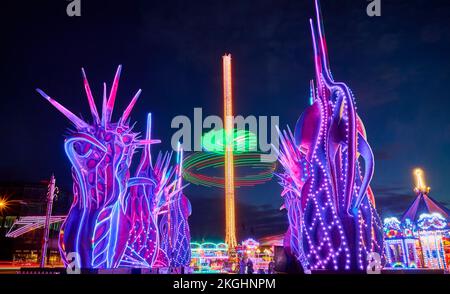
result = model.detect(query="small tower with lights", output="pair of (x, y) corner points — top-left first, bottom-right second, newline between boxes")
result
(401, 168), (450, 269)
(402, 168), (449, 222)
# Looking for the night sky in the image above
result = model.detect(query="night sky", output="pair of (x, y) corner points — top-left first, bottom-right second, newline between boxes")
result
(1, 0), (450, 241)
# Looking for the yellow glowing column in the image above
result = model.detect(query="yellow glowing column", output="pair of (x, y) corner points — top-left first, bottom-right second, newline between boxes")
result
(223, 54), (237, 248)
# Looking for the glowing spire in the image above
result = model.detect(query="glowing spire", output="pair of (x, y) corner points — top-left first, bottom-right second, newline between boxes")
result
(102, 82), (108, 127)
(414, 168), (430, 194)
(223, 54), (237, 248)
(314, 0), (330, 73)
(309, 80), (316, 105)
(106, 65), (122, 123)
(39, 66), (153, 134)
(122, 89), (142, 123)
(36, 89), (89, 129)
(81, 67), (100, 123)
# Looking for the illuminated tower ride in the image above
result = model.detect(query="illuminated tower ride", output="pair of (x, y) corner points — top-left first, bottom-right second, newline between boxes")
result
(223, 54), (237, 248)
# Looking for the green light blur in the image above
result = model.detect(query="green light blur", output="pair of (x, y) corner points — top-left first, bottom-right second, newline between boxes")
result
(182, 152), (276, 188)
(201, 129), (257, 154)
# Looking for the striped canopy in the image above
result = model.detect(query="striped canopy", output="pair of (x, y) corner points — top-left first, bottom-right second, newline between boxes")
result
(401, 192), (450, 223)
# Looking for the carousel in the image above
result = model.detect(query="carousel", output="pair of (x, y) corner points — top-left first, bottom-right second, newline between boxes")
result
(383, 169), (450, 270)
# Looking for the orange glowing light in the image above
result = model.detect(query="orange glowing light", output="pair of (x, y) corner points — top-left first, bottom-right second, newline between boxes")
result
(414, 168), (430, 194)
(0, 196), (9, 212)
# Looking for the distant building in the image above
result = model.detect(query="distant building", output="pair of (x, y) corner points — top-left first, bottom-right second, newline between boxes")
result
(0, 181), (70, 266)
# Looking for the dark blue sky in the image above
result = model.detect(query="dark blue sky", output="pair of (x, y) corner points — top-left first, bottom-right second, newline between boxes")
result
(1, 0), (449, 241)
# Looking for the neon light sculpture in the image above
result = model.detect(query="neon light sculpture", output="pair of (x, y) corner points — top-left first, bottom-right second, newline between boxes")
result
(277, 1), (383, 271)
(6, 216), (66, 238)
(37, 66), (191, 269)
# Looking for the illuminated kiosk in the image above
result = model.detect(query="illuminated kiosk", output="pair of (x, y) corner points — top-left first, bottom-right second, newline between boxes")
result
(416, 213), (448, 269)
(37, 66), (191, 270)
(384, 169), (449, 270)
(383, 217), (419, 268)
(277, 0), (384, 272)
(190, 242), (229, 273)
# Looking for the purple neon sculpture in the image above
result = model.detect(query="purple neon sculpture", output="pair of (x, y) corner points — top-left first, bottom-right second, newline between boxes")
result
(37, 66), (191, 269)
(277, 1), (383, 272)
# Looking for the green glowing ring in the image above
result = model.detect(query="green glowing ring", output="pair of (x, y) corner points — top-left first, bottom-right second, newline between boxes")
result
(183, 151), (276, 188)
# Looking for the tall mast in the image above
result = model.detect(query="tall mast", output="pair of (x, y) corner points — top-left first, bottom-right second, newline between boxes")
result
(223, 54), (237, 248)
(40, 174), (56, 268)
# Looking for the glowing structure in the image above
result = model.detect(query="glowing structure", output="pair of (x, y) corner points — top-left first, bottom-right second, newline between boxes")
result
(277, 0), (383, 271)
(383, 213), (448, 270)
(202, 129), (257, 154)
(402, 169), (449, 222)
(37, 66), (191, 269)
(383, 217), (419, 268)
(190, 242), (229, 273)
(40, 175), (57, 268)
(183, 151), (275, 188)
(384, 169), (449, 270)
(416, 213), (447, 269)
(6, 216), (66, 238)
(223, 54), (237, 249)
(413, 168), (429, 195)
(182, 56), (276, 251)
(183, 129), (275, 188)
(0, 197), (7, 212)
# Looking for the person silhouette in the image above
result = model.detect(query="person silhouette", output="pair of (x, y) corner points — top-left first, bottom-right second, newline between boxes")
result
(268, 261), (275, 274)
(239, 258), (246, 274)
(246, 259), (254, 274)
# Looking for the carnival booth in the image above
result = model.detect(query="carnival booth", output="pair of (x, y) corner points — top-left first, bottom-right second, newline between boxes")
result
(383, 217), (420, 268)
(190, 242), (229, 273)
